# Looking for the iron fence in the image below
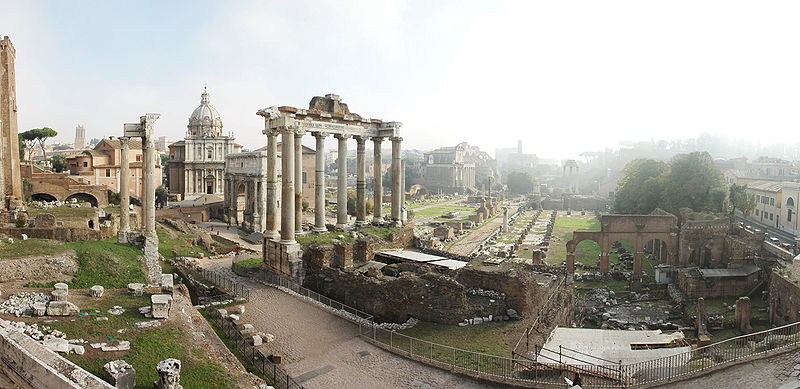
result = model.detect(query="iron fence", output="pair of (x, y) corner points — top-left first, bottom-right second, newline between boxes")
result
(211, 312), (304, 389)
(193, 266), (252, 301)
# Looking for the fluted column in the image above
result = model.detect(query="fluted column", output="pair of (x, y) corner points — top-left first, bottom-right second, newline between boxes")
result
(294, 130), (305, 234)
(335, 134), (350, 228)
(143, 135), (156, 238)
(118, 137), (130, 243)
(264, 129), (279, 239)
(313, 132), (327, 232)
(355, 136), (366, 226)
(280, 126), (296, 243)
(391, 136), (402, 226)
(372, 137), (383, 224)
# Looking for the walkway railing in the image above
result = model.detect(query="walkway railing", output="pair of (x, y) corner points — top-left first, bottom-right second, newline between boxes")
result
(209, 312), (304, 389)
(232, 263), (800, 388)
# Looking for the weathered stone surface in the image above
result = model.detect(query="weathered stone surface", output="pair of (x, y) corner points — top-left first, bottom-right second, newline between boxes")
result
(735, 296), (753, 334)
(104, 359), (136, 389)
(53, 282), (68, 293)
(0, 251), (78, 283)
(127, 283), (144, 296)
(33, 213), (56, 228)
(151, 294), (172, 319)
(90, 285), (104, 298)
(154, 358), (183, 389)
(69, 344), (85, 355)
(50, 289), (67, 302)
(42, 337), (69, 353)
(46, 301), (79, 316)
(101, 340), (131, 352)
(160, 274), (174, 293)
(32, 302), (47, 316)
(251, 335), (262, 346)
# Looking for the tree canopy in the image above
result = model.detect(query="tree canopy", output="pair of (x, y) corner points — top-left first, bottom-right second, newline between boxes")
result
(50, 154), (67, 173)
(505, 170), (535, 194)
(614, 152), (726, 215)
(729, 183), (756, 217)
(19, 127), (58, 161)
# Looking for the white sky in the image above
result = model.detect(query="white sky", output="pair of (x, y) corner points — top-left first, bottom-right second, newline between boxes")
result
(2, 1), (799, 159)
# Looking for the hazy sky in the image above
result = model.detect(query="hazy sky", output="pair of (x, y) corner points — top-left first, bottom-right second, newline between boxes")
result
(2, 1), (800, 159)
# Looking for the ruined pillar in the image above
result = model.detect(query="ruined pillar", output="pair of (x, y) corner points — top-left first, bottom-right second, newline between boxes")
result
(0, 37), (22, 209)
(118, 136), (131, 243)
(735, 296), (753, 334)
(633, 252), (643, 275)
(696, 297), (710, 341)
(313, 132), (327, 232)
(372, 137), (383, 224)
(264, 129), (279, 239)
(293, 130), (305, 234)
(355, 136), (366, 226)
(335, 134), (349, 228)
(532, 249), (543, 265)
(280, 126), (296, 244)
(141, 114), (160, 285)
(390, 136), (402, 226)
(566, 252), (575, 274)
(256, 179), (266, 232)
(154, 358), (182, 389)
(599, 253), (610, 273)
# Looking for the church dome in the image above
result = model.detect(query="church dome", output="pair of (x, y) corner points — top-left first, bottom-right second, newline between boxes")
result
(188, 87), (223, 137)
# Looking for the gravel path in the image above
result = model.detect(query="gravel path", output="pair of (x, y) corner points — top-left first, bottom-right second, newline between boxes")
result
(658, 350), (800, 389)
(200, 259), (499, 389)
(447, 205), (518, 256)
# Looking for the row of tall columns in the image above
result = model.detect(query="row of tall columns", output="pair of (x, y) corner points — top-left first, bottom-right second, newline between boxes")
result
(118, 137), (131, 243)
(262, 127), (403, 242)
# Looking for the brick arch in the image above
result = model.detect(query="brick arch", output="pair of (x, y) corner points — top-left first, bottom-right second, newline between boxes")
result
(31, 193), (57, 202)
(65, 192), (99, 207)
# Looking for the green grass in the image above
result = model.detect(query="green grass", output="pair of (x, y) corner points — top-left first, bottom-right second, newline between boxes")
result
(60, 238), (147, 288)
(359, 226), (402, 241)
(547, 214), (600, 265)
(398, 321), (514, 357)
(235, 257), (263, 268)
(0, 238), (69, 258)
(51, 294), (233, 388)
(27, 206), (96, 222)
(413, 205), (475, 218)
(297, 231), (354, 246)
(157, 227), (213, 260)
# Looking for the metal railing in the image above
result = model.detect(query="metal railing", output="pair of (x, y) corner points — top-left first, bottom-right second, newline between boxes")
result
(192, 265), (252, 301)
(210, 312), (304, 389)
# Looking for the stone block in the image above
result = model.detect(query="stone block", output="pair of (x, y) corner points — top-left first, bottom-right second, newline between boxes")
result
(215, 309), (228, 318)
(53, 282), (68, 292)
(160, 274), (174, 294)
(90, 285), (105, 298)
(228, 314), (240, 321)
(251, 335), (262, 346)
(46, 301), (79, 316)
(150, 294), (172, 319)
(101, 341), (131, 352)
(51, 289), (68, 302)
(103, 360), (136, 389)
(43, 337), (69, 353)
(34, 213), (56, 228)
(233, 320), (246, 331)
(32, 302), (47, 316)
(127, 283), (144, 296)
(154, 358), (183, 389)
(229, 305), (245, 315)
(69, 344), (86, 355)
(241, 324), (255, 334)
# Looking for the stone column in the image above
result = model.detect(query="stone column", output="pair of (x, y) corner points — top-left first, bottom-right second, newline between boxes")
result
(313, 132), (327, 232)
(294, 130), (305, 234)
(335, 134), (350, 228)
(599, 253), (610, 273)
(633, 252), (643, 274)
(280, 126), (296, 244)
(355, 136), (367, 226)
(256, 179), (266, 232)
(390, 136), (402, 226)
(400, 159), (406, 222)
(566, 252), (575, 274)
(735, 296), (753, 334)
(372, 137), (383, 224)
(264, 129), (279, 239)
(141, 114), (160, 285)
(118, 137), (131, 243)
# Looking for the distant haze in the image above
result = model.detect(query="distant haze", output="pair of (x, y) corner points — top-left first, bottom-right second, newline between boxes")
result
(3, 1), (799, 159)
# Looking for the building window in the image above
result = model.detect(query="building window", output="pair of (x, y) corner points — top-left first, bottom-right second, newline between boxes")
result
(83, 161), (88, 167)
(788, 197), (795, 207)
(105, 168), (111, 177)
(302, 172), (307, 184)
(771, 198), (775, 206)
(789, 209), (793, 222)
(770, 213), (774, 221)
(207, 149), (212, 159)
(136, 155), (141, 162)
(756, 210), (760, 216)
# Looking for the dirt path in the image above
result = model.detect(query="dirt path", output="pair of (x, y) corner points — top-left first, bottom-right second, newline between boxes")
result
(447, 205), (518, 256)
(199, 258), (499, 389)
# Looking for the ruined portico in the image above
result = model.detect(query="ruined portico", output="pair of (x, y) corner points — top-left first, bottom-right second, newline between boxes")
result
(256, 94), (403, 281)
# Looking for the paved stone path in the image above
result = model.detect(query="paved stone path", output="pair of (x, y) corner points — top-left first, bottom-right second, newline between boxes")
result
(659, 350), (800, 389)
(196, 221), (262, 252)
(199, 258), (499, 389)
(447, 205), (518, 256)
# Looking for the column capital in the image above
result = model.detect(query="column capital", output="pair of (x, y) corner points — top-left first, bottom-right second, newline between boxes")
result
(278, 124), (300, 135)
(312, 131), (329, 139)
(264, 128), (280, 137)
(334, 133), (351, 140)
(354, 135), (366, 144)
(371, 136), (384, 143)
(391, 136), (403, 142)
(294, 129), (306, 137)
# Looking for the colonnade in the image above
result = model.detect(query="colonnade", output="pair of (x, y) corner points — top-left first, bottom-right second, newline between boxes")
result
(260, 125), (403, 244)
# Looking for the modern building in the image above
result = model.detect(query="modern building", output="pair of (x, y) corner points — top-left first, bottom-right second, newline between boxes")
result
(65, 137), (159, 199)
(167, 87), (242, 200)
(742, 180), (800, 235)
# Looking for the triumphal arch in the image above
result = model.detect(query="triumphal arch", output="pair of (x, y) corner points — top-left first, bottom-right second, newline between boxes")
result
(250, 94), (403, 281)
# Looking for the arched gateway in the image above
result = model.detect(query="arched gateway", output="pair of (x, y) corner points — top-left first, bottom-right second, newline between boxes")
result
(566, 214), (679, 274)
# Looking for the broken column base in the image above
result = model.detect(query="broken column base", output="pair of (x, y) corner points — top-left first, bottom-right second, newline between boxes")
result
(263, 240), (304, 284)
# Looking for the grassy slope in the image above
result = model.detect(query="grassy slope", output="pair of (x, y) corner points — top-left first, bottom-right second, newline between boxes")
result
(398, 321), (516, 357)
(0, 238), (69, 258)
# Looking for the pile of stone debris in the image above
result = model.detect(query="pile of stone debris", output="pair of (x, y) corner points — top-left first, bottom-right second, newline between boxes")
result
(0, 318), (87, 355)
(0, 291), (50, 316)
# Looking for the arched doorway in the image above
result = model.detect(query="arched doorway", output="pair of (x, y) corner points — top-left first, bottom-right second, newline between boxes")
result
(610, 239), (635, 272)
(205, 175), (216, 194)
(32, 193), (57, 202)
(574, 239), (601, 270)
(235, 183), (246, 225)
(65, 193), (98, 207)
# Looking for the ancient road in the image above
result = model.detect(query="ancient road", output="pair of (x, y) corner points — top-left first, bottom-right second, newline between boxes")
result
(447, 205), (519, 257)
(199, 257), (499, 389)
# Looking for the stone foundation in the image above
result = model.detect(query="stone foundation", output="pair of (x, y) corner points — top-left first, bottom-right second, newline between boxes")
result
(264, 239), (303, 283)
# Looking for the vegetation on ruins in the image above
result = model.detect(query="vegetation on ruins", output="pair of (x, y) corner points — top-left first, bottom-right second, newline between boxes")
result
(50, 153), (67, 172)
(615, 152), (725, 215)
(346, 189), (374, 216)
(729, 183), (756, 218)
(155, 185), (168, 208)
(505, 170), (535, 194)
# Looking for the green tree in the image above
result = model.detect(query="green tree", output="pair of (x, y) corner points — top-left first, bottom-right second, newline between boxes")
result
(729, 183), (756, 217)
(614, 159), (669, 214)
(155, 185), (168, 209)
(53, 144), (72, 151)
(505, 170), (535, 194)
(18, 137), (24, 161)
(662, 152), (724, 213)
(19, 128), (58, 162)
(50, 153), (67, 172)
(346, 189), (374, 216)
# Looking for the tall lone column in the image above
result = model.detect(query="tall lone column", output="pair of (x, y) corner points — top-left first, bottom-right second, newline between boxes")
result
(280, 126), (296, 244)
(264, 129), (279, 240)
(118, 137), (130, 243)
(355, 136), (366, 226)
(390, 136), (403, 226)
(294, 130), (305, 234)
(313, 132), (327, 232)
(335, 134), (349, 228)
(141, 113), (160, 285)
(372, 137), (383, 224)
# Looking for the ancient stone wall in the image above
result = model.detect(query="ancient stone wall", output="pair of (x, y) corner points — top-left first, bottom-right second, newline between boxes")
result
(768, 271), (800, 325)
(676, 270), (761, 298)
(0, 251), (77, 283)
